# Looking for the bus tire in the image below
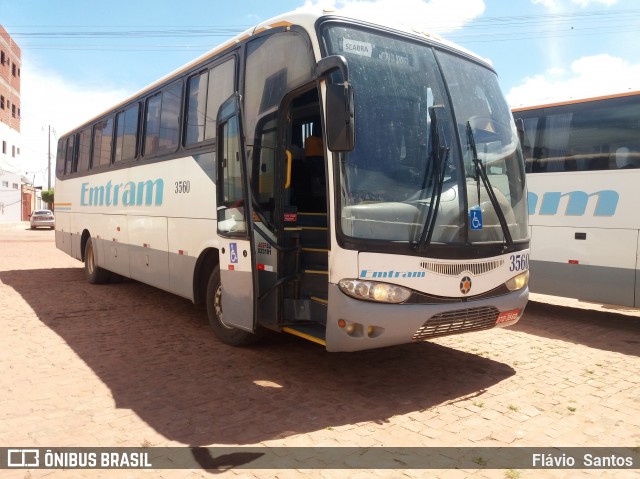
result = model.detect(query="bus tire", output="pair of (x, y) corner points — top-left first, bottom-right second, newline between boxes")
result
(84, 237), (111, 284)
(205, 265), (261, 346)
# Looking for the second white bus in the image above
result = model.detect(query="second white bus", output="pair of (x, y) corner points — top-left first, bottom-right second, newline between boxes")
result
(514, 91), (640, 308)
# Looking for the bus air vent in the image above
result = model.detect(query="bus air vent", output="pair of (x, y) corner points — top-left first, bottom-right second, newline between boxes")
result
(419, 260), (504, 276)
(412, 306), (499, 340)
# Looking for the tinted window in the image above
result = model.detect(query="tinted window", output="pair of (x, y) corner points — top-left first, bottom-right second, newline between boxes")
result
(64, 135), (75, 174)
(185, 70), (208, 145)
(56, 139), (66, 178)
(160, 83), (182, 152)
(77, 128), (91, 172)
(515, 95), (640, 172)
(244, 32), (314, 146)
(144, 82), (182, 156)
(115, 103), (139, 162)
(206, 60), (235, 141)
(185, 59), (235, 146)
(93, 117), (114, 168)
(144, 94), (162, 156)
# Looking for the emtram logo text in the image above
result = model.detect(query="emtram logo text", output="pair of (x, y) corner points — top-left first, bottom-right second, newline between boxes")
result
(528, 190), (618, 217)
(80, 179), (164, 207)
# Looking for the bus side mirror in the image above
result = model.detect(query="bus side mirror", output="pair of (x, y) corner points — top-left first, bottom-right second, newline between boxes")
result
(325, 82), (355, 152)
(317, 55), (355, 152)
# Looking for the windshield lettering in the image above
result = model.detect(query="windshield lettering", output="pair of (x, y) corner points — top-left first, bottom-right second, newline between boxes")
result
(341, 39), (373, 57)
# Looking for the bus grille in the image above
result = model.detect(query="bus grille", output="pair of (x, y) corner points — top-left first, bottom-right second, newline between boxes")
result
(419, 260), (504, 276)
(412, 306), (500, 340)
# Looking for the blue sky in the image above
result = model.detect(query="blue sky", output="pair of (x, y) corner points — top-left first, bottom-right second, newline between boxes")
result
(1, 0), (639, 186)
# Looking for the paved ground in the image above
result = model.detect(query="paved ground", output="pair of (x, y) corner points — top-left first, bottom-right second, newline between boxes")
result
(1, 225), (639, 478)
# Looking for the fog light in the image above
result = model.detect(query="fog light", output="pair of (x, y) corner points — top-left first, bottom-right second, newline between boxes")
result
(505, 270), (529, 291)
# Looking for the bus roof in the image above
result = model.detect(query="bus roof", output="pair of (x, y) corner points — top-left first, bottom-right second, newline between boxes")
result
(512, 89), (640, 112)
(62, 8), (489, 137)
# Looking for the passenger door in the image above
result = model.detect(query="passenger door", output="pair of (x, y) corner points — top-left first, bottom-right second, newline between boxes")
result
(216, 95), (256, 332)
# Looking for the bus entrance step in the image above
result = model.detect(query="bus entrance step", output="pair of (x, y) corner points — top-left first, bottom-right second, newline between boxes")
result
(301, 246), (329, 270)
(309, 296), (327, 325)
(282, 323), (326, 347)
(299, 226), (328, 246)
(300, 269), (328, 298)
(283, 298), (327, 325)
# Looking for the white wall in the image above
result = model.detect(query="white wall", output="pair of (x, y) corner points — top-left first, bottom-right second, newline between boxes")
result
(0, 168), (22, 222)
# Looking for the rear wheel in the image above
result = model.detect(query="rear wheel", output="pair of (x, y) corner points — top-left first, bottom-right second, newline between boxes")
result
(84, 237), (111, 284)
(205, 265), (262, 346)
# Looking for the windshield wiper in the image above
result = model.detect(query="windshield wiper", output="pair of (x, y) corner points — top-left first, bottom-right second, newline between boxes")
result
(466, 121), (514, 249)
(413, 105), (450, 250)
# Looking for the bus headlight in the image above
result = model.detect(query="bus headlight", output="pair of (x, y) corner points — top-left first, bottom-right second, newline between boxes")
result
(505, 270), (529, 291)
(338, 279), (411, 303)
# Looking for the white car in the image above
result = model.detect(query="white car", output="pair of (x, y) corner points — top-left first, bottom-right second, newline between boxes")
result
(30, 209), (55, 230)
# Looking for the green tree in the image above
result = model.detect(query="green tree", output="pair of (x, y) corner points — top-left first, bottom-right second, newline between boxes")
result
(41, 189), (54, 208)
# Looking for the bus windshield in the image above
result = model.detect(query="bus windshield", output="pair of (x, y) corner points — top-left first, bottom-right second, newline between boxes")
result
(322, 26), (528, 249)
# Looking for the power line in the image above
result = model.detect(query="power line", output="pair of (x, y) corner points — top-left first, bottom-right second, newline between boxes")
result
(2, 26), (249, 39)
(449, 24), (640, 44)
(2, 8), (638, 53)
(16, 44), (213, 52)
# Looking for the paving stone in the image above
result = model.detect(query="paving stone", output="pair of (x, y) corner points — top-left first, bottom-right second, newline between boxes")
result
(1, 229), (639, 478)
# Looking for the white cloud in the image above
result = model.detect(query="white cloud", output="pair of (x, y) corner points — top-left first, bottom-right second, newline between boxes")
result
(570, 0), (618, 6)
(531, 0), (561, 10)
(297, 0), (485, 33)
(19, 61), (131, 188)
(547, 67), (566, 77)
(532, 0), (618, 10)
(507, 54), (640, 107)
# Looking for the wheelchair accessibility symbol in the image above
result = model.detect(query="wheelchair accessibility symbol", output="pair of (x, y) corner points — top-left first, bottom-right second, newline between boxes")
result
(470, 208), (483, 230)
(229, 243), (238, 264)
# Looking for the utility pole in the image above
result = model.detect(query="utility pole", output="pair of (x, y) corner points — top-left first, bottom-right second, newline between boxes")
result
(47, 125), (51, 190)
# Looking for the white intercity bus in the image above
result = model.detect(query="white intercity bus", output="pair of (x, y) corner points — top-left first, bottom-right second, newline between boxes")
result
(54, 10), (530, 351)
(513, 91), (640, 308)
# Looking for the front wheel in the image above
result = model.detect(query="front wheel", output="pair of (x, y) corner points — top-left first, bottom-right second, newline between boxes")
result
(84, 237), (111, 284)
(205, 265), (262, 346)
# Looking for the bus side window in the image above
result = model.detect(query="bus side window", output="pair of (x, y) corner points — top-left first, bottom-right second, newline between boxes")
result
(159, 82), (182, 152)
(92, 116), (114, 168)
(185, 70), (209, 145)
(76, 128), (91, 173)
(114, 103), (139, 163)
(205, 59), (235, 142)
(144, 82), (182, 157)
(55, 138), (66, 178)
(615, 146), (638, 169)
(519, 117), (541, 173)
(144, 94), (162, 156)
(185, 58), (235, 147)
(64, 135), (75, 175)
